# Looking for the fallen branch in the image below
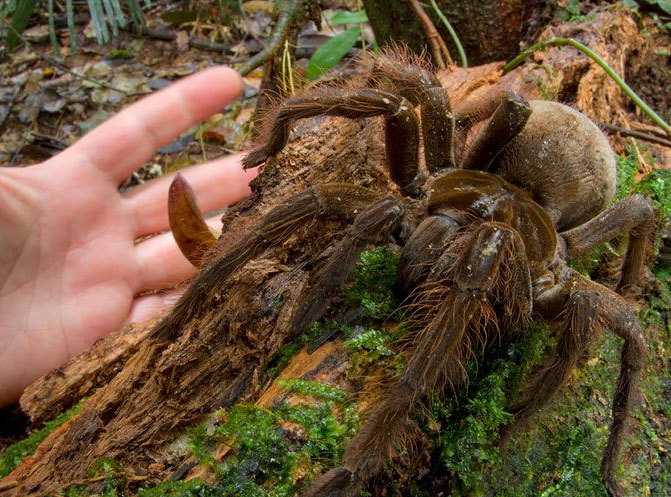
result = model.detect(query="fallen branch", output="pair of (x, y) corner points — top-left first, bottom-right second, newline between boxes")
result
(601, 122), (671, 149)
(143, 27), (233, 54)
(407, 0), (449, 68)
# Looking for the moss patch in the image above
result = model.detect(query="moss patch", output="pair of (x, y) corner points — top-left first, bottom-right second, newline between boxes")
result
(423, 321), (550, 495)
(0, 399), (85, 478)
(344, 246), (399, 321)
(137, 380), (358, 497)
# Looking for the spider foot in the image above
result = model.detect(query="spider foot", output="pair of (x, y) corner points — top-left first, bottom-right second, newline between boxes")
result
(299, 467), (358, 497)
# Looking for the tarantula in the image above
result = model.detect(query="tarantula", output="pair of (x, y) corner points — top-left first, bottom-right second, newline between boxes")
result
(161, 53), (655, 497)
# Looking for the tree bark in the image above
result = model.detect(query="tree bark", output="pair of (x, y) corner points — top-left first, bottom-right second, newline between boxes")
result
(362, 0), (551, 65)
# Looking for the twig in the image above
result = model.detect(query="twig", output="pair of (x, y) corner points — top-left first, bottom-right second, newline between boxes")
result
(0, 84), (22, 134)
(237, 0), (309, 77)
(407, 0), (447, 68)
(600, 122), (671, 149)
(503, 37), (671, 136)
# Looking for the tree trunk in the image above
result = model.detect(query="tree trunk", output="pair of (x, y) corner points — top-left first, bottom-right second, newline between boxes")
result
(362, 0), (551, 65)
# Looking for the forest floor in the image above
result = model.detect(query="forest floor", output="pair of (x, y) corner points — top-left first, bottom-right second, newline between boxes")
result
(1, 1), (671, 496)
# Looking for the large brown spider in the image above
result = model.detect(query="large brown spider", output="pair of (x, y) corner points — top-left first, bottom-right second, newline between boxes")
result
(159, 53), (655, 497)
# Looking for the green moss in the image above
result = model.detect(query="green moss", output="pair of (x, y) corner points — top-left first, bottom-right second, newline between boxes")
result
(138, 480), (225, 497)
(140, 379), (358, 497)
(615, 149), (638, 200)
(344, 328), (394, 360)
(0, 399), (85, 478)
(345, 247), (399, 320)
(636, 168), (671, 225)
(344, 326), (406, 378)
(106, 48), (133, 60)
(267, 247), (400, 380)
(429, 321), (549, 495)
(279, 379), (349, 403)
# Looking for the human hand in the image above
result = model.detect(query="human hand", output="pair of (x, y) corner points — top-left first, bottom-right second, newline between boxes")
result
(0, 67), (257, 407)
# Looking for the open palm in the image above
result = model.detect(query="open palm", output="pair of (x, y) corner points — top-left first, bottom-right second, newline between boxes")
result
(0, 67), (257, 406)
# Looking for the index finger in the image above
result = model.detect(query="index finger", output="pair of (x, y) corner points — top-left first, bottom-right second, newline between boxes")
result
(60, 66), (243, 183)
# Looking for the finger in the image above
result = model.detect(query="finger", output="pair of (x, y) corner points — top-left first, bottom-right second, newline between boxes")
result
(127, 287), (185, 324)
(124, 153), (258, 238)
(59, 67), (243, 183)
(133, 215), (222, 292)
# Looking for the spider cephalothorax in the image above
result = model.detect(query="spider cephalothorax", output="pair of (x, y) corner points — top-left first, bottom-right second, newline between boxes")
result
(161, 51), (654, 497)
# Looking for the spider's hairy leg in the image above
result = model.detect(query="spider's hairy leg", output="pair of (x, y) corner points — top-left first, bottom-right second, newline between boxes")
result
(460, 92), (532, 170)
(596, 283), (647, 497)
(421, 87), (457, 173)
(396, 214), (461, 292)
(151, 183), (381, 341)
(288, 195), (405, 337)
(300, 223), (532, 497)
(560, 194), (656, 293)
(503, 290), (597, 431)
(505, 273), (646, 497)
(368, 51), (456, 172)
(242, 88), (423, 196)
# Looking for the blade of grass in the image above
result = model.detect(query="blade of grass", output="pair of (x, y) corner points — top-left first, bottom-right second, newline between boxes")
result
(5, 0), (37, 51)
(48, 0), (60, 55)
(428, 0), (467, 67)
(87, 0), (109, 44)
(113, 0), (127, 28)
(65, 0), (77, 51)
(101, 0), (119, 37)
(126, 0), (147, 29)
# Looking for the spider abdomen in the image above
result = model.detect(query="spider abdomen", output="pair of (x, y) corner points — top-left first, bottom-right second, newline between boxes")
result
(492, 100), (617, 230)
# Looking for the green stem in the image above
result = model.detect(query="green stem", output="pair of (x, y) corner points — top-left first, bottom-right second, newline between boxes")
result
(503, 37), (671, 136)
(428, 0), (467, 68)
(48, 0), (60, 55)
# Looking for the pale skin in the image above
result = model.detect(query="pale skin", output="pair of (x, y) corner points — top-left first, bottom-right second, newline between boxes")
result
(0, 67), (257, 407)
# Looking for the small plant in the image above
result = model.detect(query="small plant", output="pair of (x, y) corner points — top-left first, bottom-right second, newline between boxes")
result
(637, 169), (671, 225)
(615, 148), (639, 200)
(3, 0), (149, 53)
(306, 10), (367, 80)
